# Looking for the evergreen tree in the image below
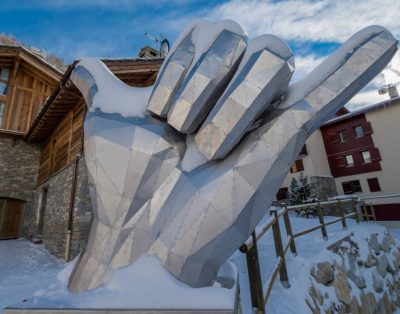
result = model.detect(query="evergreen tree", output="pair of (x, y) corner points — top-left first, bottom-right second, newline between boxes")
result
(289, 177), (301, 205)
(298, 173), (312, 202)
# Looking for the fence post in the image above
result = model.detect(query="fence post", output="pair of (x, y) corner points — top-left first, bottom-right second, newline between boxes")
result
(245, 231), (265, 313)
(317, 200), (328, 240)
(362, 201), (370, 222)
(369, 203), (377, 222)
(282, 204), (297, 255)
(352, 198), (360, 223)
(270, 209), (290, 288)
(337, 199), (347, 230)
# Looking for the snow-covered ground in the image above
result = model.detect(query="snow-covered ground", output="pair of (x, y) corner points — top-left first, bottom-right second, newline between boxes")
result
(1, 214), (399, 313)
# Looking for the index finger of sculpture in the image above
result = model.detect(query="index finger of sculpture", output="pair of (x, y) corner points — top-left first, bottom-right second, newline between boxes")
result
(166, 20), (247, 133)
(195, 35), (294, 160)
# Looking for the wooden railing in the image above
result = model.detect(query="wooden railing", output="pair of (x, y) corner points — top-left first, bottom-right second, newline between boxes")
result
(240, 198), (374, 314)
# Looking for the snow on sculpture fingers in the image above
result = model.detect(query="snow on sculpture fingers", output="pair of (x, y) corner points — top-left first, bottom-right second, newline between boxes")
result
(147, 19), (247, 132)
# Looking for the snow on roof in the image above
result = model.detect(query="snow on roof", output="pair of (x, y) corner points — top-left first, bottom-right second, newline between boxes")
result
(322, 96), (400, 126)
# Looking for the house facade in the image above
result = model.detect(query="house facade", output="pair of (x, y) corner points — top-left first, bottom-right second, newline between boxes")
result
(0, 45), (62, 239)
(0, 47), (163, 260)
(321, 97), (400, 220)
(278, 96), (400, 220)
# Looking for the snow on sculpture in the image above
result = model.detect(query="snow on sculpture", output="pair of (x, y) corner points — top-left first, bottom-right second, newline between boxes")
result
(68, 19), (398, 292)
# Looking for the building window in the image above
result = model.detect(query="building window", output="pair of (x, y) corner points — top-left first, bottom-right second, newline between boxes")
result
(361, 151), (372, 163)
(290, 159), (304, 173)
(0, 102), (4, 126)
(345, 154), (354, 167)
(354, 125), (364, 138)
(299, 144), (308, 156)
(276, 187), (288, 200)
(367, 177), (381, 192)
(338, 130), (347, 142)
(342, 180), (362, 194)
(0, 68), (10, 95)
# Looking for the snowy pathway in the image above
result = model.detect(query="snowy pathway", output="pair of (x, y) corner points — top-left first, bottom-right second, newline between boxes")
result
(1, 217), (399, 313)
(0, 239), (65, 310)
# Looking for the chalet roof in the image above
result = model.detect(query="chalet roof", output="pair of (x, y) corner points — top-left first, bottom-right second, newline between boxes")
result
(25, 57), (163, 143)
(322, 96), (400, 127)
(0, 44), (63, 83)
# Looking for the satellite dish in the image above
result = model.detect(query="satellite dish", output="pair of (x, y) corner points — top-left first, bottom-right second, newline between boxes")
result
(378, 87), (388, 95)
(145, 33), (169, 58)
(160, 39), (170, 58)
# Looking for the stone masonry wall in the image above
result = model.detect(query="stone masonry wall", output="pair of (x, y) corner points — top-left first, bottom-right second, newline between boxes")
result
(311, 176), (338, 201)
(0, 135), (42, 235)
(32, 157), (92, 259)
(307, 231), (400, 314)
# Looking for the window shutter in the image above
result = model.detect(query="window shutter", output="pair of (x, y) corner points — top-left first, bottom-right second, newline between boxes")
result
(370, 147), (381, 161)
(276, 187), (288, 200)
(330, 133), (339, 143)
(363, 121), (373, 135)
(342, 182), (352, 194)
(296, 159), (304, 171)
(336, 156), (346, 168)
(367, 177), (381, 192)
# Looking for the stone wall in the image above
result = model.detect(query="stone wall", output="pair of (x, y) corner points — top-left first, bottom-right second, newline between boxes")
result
(310, 176), (338, 201)
(0, 135), (41, 235)
(32, 157), (92, 259)
(307, 232), (400, 313)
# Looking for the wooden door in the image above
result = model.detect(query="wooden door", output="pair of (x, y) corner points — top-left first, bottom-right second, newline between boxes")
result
(0, 198), (24, 239)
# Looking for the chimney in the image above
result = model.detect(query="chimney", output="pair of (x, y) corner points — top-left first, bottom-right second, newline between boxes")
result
(387, 84), (399, 99)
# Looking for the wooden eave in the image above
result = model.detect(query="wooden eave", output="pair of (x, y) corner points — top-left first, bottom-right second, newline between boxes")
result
(0, 45), (63, 83)
(25, 58), (163, 143)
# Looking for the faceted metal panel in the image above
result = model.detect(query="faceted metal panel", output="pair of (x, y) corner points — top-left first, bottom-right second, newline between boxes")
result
(68, 22), (398, 293)
(167, 30), (247, 133)
(195, 35), (295, 160)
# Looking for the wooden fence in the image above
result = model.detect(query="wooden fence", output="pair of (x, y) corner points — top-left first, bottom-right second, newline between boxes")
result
(240, 198), (376, 314)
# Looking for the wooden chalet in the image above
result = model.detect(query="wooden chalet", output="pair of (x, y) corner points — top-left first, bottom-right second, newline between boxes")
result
(0, 44), (62, 135)
(25, 58), (163, 185)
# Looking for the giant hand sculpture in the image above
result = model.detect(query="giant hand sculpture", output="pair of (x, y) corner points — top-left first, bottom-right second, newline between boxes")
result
(68, 20), (398, 292)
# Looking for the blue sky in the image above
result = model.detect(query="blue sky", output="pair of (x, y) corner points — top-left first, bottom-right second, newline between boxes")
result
(1, 0), (399, 109)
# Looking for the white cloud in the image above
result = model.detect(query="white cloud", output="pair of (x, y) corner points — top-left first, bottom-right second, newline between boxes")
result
(208, 0), (400, 111)
(208, 0), (400, 42)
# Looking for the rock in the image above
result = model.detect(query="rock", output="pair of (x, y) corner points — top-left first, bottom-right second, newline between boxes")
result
(309, 285), (324, 306)
(346, 297), (360, 314)
(376, 292), (393, 314)
(305, 296), (320, 314)
(387, 259), (397, 274)
(337, 303), (346, 314)
(364, 254), (377, 268)
(369, 233), (380, 252)
(360, 292), (378, 314)
(347, 268), (366, 289)
(311, 262), (334, 285)
(393, 250), (400, 270)
(376, 254), (389, 277)
(372, 269), (384, 293)
(346, 252), (366, 289)
(333, 271), (352, 305)
(380, 234), (392, 253)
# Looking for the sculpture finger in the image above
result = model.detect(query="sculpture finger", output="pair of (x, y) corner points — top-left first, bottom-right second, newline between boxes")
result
(195, 35), (294, 160)
(166, 20), (247, 133)
(146, 22), (198, 117)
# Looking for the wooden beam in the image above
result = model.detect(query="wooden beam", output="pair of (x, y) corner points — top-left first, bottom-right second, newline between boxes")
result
(3, 57), (20, 130)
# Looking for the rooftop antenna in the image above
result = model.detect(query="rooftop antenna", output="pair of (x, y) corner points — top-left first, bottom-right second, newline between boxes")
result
(145, 32), (170, 58)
